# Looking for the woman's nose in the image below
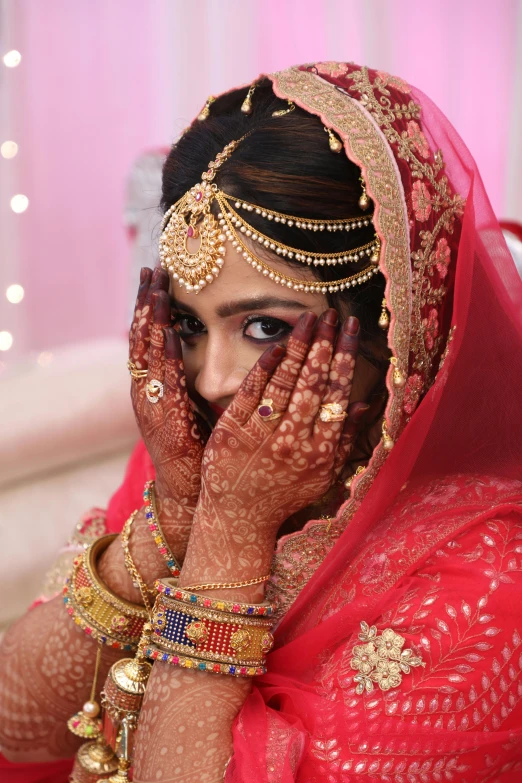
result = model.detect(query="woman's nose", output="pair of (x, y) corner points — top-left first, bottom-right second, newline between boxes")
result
(193, 342), (246, 405)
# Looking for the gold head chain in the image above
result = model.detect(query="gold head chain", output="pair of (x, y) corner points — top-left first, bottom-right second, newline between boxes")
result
(159, 125), (381, 297)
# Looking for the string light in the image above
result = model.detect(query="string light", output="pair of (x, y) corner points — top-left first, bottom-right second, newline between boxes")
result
(3, 50), (22, 68)
(10, 194), (29, 213)
(1, 141), (18, 159)
(6, 284), (24, 304)
(0, 331), (13, 351)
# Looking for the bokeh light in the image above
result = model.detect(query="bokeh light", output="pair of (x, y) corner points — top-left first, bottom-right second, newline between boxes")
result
(10, 194), (29, 213)
(0, 331), (14, 351)
(6, 284), (25, 304)
(1, 141), (18, 159)
(3, 50), (22, 68)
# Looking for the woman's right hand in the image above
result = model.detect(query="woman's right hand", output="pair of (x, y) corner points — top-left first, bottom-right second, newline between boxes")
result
(128, 267), (208, 562)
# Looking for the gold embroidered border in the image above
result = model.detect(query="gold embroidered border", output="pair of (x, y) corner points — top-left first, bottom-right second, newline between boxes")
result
(268, 67), (411, 531)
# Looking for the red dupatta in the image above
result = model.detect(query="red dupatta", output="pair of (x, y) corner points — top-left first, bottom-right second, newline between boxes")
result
(224, 63), (522, 782)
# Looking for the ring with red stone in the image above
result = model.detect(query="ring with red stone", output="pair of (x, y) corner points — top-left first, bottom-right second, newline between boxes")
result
(318, 402), (346, 423)
(257, 398), (283, 421)
(146, 379), (164, 404)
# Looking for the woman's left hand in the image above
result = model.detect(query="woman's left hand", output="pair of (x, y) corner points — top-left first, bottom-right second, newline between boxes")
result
(181, 310), (367, 584)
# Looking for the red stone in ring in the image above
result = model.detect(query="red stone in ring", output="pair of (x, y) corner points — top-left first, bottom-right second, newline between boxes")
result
(258, 398), (274, 418)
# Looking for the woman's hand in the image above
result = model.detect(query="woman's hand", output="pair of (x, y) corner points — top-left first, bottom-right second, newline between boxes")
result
(129, 267), (208, 561)
(181, 310), (367, 586)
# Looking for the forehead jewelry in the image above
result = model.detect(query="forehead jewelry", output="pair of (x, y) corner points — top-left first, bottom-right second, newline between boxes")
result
(159, 137), (382, 295)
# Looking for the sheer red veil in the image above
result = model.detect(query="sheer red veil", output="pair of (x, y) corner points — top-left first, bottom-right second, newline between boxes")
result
(221, 64), (522, 781)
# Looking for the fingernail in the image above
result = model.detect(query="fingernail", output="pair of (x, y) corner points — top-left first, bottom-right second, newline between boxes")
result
(140, 268), (147, 284)
(323, 309), (338, 327)
(270, 344), (286, 359)
(345, 316), (360, 335)
(152, 267), (160, 282)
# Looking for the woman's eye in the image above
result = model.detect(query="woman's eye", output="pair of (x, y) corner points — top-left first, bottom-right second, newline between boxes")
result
(243, 317), (291, 342)
(172, 314), (206, 338)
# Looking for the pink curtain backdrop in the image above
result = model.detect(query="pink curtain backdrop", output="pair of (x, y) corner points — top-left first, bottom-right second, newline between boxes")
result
(0, 0), (521, 360)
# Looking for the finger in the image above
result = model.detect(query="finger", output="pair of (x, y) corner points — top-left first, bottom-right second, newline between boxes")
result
(260, 311), (318, 416)
(226, 343), (287, 427)
(147, 290), (170, 385)
(130, 267), (170, 370)
(129, 268), (152, 354)
(334, 401), (369, 474)
(312, 316), (360, 438)
(284, 309), (338, 430)
(163, 326), (200, 439)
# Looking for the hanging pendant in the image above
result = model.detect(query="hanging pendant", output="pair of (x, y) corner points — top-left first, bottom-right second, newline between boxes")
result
(325, 127), (343, 152)
(241, 85), (255, 115)
(159, 185), (226, 294)
(378, 298), (390, 330)
(382, 421), (394, 451)
(359, 176), (370, 210)
(70, 737), (118, 782)
(390, 357), (406, 388)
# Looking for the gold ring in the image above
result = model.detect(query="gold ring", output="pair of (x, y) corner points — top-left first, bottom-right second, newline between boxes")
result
(146, 380), (164, 404)
(127, 360), (148, 380)
(257, 398), (283, 421)
(318, 402), (347, 423)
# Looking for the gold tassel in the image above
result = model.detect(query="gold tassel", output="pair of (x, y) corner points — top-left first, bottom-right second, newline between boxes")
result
(324, 127), (343, 152)
(344, 465), (366, 490)
(390, 357), (406, 388)
(382, 421), (394, 451)
(197, 96), (215, 122)
(378, 298), (390, 330)
(67, 645), (103, 741)
(241, 85), (256, 115)
(370, 238), (381, 265)
(272, 100), (295, 117)
(359, 176), (370, 210)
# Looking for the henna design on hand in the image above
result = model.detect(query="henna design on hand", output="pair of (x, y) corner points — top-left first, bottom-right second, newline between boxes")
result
(182, 312), (366, 588)
(129, 269), (207, 563)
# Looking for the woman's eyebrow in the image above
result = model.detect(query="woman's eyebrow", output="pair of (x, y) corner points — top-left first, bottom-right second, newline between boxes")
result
(170, 296), (309, 319)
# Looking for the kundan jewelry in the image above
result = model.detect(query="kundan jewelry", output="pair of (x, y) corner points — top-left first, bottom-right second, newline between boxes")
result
(158, 136), (382, 296)
(140, 585), (275, 677)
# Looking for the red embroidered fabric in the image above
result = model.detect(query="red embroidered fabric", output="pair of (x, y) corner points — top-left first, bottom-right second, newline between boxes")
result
(224, 63), (522, 782)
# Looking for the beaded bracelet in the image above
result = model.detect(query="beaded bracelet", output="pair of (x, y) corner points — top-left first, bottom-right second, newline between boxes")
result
(156, 579), (274, 617)
(143, 481), (181, 577)
(63, 534), (148, 651)
(121, 509), (154, 616)
(141, 590), (274, 677)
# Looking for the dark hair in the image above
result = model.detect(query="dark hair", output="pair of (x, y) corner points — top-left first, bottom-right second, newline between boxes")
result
(161, 79), (389, 438)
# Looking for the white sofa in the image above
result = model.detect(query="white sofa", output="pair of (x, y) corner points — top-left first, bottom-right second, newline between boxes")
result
(0, 338), (139, 629)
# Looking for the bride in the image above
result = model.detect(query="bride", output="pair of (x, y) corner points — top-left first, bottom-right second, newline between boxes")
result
(1, 63), (522, 783)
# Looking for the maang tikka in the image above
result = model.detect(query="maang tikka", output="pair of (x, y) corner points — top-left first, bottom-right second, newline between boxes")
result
(159, 135), (381, 296)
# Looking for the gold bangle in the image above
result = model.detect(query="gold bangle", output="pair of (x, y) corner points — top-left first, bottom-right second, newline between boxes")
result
(121, 510), (153, 616)
(182, 574), (271, 592)
(64, 534), (148, 651)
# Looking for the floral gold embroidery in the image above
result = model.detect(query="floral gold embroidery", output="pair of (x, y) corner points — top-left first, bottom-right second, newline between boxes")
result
(350, 621), (425, 694)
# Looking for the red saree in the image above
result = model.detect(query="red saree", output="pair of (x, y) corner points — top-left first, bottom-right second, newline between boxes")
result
(3, 61), (522, 782)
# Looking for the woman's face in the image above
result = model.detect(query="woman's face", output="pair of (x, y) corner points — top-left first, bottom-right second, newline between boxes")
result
(170, 240), (379, 426)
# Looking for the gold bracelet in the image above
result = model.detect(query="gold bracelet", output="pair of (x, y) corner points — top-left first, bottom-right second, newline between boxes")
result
(121, 510), (153, 616)
(63, 534), (148, 651)
(182, 574), (271, 591)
